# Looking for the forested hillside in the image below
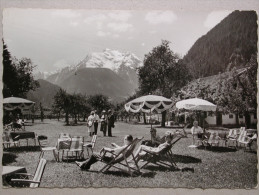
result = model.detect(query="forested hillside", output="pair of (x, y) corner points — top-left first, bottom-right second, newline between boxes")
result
(183, 11), (257, 78)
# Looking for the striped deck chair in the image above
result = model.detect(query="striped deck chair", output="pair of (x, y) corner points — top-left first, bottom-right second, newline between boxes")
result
(62, 136), (84, 161)
(236, 130), (254, 150)
(139, 136), (183, 170)
(11, 158), (47, 188)
(99, 137), (143, 176)
(83, 135), (97, 156)
(227, 129), (239, 148)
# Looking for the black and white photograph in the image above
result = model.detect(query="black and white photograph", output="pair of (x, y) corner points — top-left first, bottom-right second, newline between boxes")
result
(1, 1), (258, 190)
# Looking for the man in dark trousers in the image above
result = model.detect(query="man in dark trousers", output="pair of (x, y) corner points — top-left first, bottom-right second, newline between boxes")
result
(107, 109), (115, 137)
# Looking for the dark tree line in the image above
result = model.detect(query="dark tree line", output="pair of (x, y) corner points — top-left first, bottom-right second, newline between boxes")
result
(3, 41), (39, 98)
(52, 89), (112, 125)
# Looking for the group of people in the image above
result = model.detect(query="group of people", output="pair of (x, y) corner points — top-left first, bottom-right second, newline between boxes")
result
(75, 129), (177, 170)
(87, 110), (115, 137)
(5, 113), (25, 131)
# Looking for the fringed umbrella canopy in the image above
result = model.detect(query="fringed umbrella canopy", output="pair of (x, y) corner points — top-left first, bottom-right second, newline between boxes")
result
(125, 95), (174, 113)
(3, 97), (35, 111)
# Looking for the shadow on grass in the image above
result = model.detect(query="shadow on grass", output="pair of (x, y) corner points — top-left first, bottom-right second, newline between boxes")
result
(197, 146), (237, 153)
(4, 146), (41, 153)
(172, 154), (202, 164)
(2, 152), (18, 165)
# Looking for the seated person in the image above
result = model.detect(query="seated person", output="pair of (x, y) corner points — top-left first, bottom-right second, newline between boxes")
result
(190, 121), (203, 145)
(75, 135), (134, 170)
(141, 128), (163, 147)
(133, 132), (173, 163)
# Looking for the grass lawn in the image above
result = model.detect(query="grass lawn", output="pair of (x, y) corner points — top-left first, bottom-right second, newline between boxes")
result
(2, 119), (258, 188)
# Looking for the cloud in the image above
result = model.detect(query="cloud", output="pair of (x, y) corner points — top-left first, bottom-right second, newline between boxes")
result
(97, 31), (111, 37)
(70, 21), (79, 27)
(107, 22), (133, 32)
(149, 30), (157, 34)
(84, 14), (106, 24)
(51, 10), (81, 18)
(108, 11), (132, 22)
(141, 43), (145, 46)
(204, 10), (231, 28)
(145, 11), (177, 25)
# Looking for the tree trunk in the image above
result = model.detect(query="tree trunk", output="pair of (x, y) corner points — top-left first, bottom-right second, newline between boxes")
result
(143, 113), (147, 124)
(161, 111), (166, 127)
(74, 114), (77, 124)
(65, 112), (69, 125)
(235, 113), (239, 126)
(244, 111), (251, 129)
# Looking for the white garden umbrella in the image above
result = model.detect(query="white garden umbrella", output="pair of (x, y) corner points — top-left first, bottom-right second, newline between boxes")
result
(176, 98), (217, 112)
(125, 95), (174, 128)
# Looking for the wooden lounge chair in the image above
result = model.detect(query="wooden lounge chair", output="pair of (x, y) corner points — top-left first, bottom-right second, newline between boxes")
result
(139, 136), (183, 170)
(62, 136), (84, 161)
(38, 137), (58, 161)
(83, 134), (97, 156)
(99, 137), (143, 176)
(11, 158), (47, 188)
(236, 129), (256, 151)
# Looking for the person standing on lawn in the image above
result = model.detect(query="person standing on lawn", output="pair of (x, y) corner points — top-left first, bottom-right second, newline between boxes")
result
(87, 111), (95, 136)
(93, 110), (100, 135)
(100, 110), (108, 136)
(107, 109), (115, 137)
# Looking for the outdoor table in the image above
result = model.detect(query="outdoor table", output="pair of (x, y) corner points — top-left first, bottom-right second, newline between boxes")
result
(10, 131), (37, 146)
(2, 166), (27, 186)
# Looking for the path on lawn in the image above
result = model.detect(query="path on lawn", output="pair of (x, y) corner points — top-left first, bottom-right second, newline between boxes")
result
(3, 119), (257, 188)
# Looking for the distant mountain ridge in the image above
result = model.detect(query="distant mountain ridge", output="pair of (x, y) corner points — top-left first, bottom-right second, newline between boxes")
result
(27, 79), (61, 107)
(183, 10), (257, 78)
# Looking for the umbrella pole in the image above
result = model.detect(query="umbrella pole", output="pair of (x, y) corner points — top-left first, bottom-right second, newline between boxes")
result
(150, 109), (152, 129)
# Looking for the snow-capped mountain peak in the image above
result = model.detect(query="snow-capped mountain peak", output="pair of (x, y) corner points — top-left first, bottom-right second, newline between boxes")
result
(75, 49), (142, 72)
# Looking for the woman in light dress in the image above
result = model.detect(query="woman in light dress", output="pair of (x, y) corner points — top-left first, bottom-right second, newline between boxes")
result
(87, 111), (95, 136)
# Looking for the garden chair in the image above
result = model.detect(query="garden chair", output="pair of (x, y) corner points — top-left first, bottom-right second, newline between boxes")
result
(83, 134), (97, 156)
(11, 158), (47, 188)
(62, 136), (84, 161)
(99, 137), (143, 176)
(227, 129), (239, 148)
(204, 132), (220, 148)
(237, 130), (256, 151)
(139, 136), (183, 170)
(2, 131), (20, 149)
(218, 132), (228, 146)
(38, 137), (58, 161)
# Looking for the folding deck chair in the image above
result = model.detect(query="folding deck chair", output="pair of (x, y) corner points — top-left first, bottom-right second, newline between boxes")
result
(99, 137), (143, 176)
(83, 134), (97, 156)
(11, 158), (47, 188)
(139, 136), (183, 170)
(237, 129), (256, 151)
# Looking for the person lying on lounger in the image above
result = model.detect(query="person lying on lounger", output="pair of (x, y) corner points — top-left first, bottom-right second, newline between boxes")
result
(133, 132), (173, 163)
(75, 135), (134, 170)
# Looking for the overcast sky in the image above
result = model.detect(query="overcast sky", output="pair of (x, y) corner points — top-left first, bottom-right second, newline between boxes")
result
(3, 9), (232, 72)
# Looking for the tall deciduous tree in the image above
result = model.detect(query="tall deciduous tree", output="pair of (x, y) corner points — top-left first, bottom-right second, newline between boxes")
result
(87, 94), (111, 114)
(138, 40), (191, 126)
(3, 42), (39, 98)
